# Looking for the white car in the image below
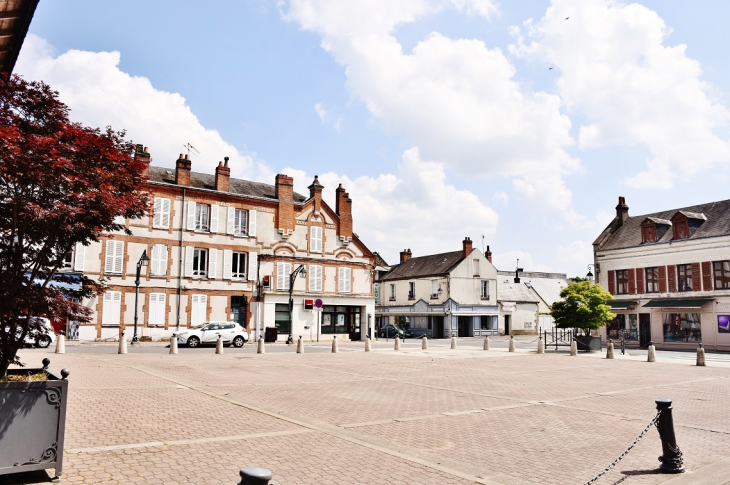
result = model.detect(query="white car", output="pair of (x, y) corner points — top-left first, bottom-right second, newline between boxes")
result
(176, 322), (248, 348)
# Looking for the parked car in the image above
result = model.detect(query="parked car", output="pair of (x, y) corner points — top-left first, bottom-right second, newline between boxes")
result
(378, 323), (404, 338)
(176, 322), (248, 348)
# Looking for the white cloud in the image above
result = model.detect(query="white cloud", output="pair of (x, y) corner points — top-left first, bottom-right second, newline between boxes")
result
(15, 35), (269, 181)
(513, 0), (730, 189)
(492, 250), (551, 273)
(284, 147), (499, 264)
(284, 0), (581, 222)
(449, 0), (499, 19)
(556, 240), (593, 276)
(314, 102), (342, 131)
(493, 191), (509, 204)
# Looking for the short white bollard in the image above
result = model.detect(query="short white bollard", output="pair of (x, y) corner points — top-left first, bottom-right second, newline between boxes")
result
(257, 337), (265, 354)
(170, 335), (178, 355)
(365, 337), (371, 352)
(215, 334), (224, 354)
(606, 339), (614, 359)
(647, 341), (656, 362)
(570, 338), (577, 356)
(297, 336), (304, 354)
(483, 336), (490, 350)
(394, 336), (401, 351)
(118, 332), (127, 354)
(508, 336), (515, 352)
(55, 334), (65, 354)
(450, 336), (457, 350)
(422, 335), (428, 350)
(537, 336), (544, 354)
(696, 343), (706, 366)
(332, 336), (338, 353)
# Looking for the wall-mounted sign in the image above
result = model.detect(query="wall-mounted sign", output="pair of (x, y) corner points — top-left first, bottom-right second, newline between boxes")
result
(719, 315), (730, 333)
(304, 299), (314, 310)
(315, 298), (323, 309)
(501, 302), (516, 312)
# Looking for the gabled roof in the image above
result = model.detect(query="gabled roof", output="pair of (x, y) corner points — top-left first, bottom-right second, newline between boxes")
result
(497, 281), (541, 303)
(379, 251), (463, 281)
(497, 271), (568, 306)
(148, 166), (307, 203)
(595, 199), (730, 251)
(643, 217), (672, 226)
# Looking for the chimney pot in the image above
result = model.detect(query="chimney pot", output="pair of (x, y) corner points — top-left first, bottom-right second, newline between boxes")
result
(215, 157), (231, 192)
(224, 156), (229, 167)
(462, 237), (473, 259)
(615, 196), (629, 227)
(175, 153), (192, 186)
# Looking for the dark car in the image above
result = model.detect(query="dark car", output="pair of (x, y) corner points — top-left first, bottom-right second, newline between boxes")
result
(378, 323), (404, 338)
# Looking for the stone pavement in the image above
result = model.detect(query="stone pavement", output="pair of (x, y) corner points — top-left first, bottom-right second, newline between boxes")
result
(8, 344), (730, 484)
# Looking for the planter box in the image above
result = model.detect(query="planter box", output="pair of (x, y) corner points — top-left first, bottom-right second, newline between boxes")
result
(575, 335), (602, 352)
(0, 363), (69, 481)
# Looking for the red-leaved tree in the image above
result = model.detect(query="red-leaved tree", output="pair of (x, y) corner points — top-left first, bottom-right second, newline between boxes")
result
(0, 75), (149, 376)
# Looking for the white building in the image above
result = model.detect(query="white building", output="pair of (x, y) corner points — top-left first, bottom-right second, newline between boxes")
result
(593, 196), (730, 351)
(496, 271), (568, 335)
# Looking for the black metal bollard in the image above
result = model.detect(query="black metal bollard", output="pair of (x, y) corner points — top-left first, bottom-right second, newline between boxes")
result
(239, 467), (272, 485)
(655, 399), (684, 474)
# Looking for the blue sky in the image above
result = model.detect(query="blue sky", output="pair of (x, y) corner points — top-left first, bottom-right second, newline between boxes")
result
(17, 0), (730, 277)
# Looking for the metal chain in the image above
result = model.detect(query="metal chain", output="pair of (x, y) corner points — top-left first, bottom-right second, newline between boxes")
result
(584, 410), (662, 485)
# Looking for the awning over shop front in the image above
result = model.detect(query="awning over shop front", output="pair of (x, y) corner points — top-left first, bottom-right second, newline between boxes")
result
(608, 300), (637, 309)
(642, 298), (714, 309)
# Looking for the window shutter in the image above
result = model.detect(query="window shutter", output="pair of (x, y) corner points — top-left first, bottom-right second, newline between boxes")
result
(191, 294), (207, 325)
(208, 249), (217, 279)
(628, 268), (636, 295)
(339, 267), (351, 293)
(691, 262), (701, 291)
(104, 241), (115, 273)
(248, 252), (257, 281)
(702, 261), (713, 291)
(310, 226), (322, 253)
(309, 265), (322, 292)
(277, 263), (284, 290)
(223, 250), (233, 280)
(185, 246), (194, 277)
(607, 270), (615, 295)
(160, 245), (168, 276)
(210, 205), (219, 233)
(151, 244), (160, 275)
(112, 241), (124, 274)
(667, 265), (677, 292)
(227, 207), (235, 235)
(186, 201), (196, 230)
(155, 293), (166, 326)
(636, 268), (644, 294)
(658, 266), (667, 293)
(344, 268), (351, 293)
(74, 242), (85, 271)
(161, 198), (170, 228)
(102, 292), (113, 325)
(153, 198), (162, 227)
(248, 210), (257, 237)
(148, 293), (157, 325)
(103, 291), (121, 325)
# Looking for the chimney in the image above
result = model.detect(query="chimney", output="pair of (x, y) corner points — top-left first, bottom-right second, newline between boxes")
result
(400, 249), (412, 264)
(175, 153), (191, 186)
(275, 174), (295, 236)
(215, 157), (230, 192)
(134, 144), (150, 179)
(462, 237), (473, 259)
(486, 245), (492, 263)
(308, 175), (324, 213)
(336, 183), (353, 241)
(616, 196), (629, 227)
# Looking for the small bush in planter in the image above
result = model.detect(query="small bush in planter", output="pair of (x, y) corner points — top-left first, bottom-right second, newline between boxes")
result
(550, 280), (616, 344)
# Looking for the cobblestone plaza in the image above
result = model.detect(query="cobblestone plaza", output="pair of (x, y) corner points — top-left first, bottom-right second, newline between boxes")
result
(9, 342), (730, 484)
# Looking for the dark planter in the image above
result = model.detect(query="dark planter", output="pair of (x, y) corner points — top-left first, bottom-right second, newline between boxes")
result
(575, 335), (602, 352)
(0, 359), (69, 481)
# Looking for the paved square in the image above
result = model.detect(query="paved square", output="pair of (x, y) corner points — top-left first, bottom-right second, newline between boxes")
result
(10, 343), (730, 484)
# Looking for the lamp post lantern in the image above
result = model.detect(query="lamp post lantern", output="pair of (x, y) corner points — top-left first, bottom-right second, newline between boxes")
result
(587, 264), (595, 281)
(132, 250), (150, 345)
(287, 264), (307, 345)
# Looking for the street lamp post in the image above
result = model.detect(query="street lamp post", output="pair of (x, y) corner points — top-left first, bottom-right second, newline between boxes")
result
(287, 264), (307, 345)
(132, 250), (150, 346)
(586, 264), (595, 281)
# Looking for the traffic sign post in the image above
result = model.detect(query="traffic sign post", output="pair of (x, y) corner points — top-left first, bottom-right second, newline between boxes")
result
(315, 299), (323, 342)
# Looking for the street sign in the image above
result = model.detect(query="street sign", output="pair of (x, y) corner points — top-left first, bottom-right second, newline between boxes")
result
(314, 298), (323, 308)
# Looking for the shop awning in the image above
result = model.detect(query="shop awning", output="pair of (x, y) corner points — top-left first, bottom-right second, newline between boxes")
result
(608, 300), (637, 309)
(642, 298), (714, 309)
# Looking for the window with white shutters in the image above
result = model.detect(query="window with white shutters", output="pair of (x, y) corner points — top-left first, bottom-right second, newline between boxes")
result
(338, 267), (351, 294)
(148, 293), (166, 326)
(248, 252), (257, 281)
(309, 265), (323, 292)
(190, 294), (207, 325)
(153, 198), (171, 229)
(74, 242), (85, 271)
(248, 209), (257, 237)
(150, 244), (168, 277)
(61, 249), (73, 269)
(102, 291), (121, 325)
(481, 280), (490, 299)
(277, 262), (291, 290)
(207, 248), (217, 279)
(192, 248), (207, 277)
(195, 204), (210, 232)
(229, 208), (248, 236)
(104, 240), (124, 274)
(231, 252), (246, 279)
(210, 205), (219, 233)
(310, 226), (322, 253)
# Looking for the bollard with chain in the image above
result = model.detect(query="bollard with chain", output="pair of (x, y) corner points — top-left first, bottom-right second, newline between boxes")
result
(394, 335), (401, 351)
(257, 336), (265, 354)
(483, 336), (490, 350)
(239, 467), (272, 485)
(332, 335), (338, 353)
(696, 343), (706, 366)
(570, 338), (577, 356)
(118, 331), (127, 354)
(170, 333), (178, 354)
(606, 339), (614, 359)
(296, 335), (304, 354)
(647, 341), (656, 362)
(364, 337), (371, 352)
(536, 336), (544, 354)
(655, 399), (684, 474)
(508, 336), (515, 352)
(422, 335), (428, 350)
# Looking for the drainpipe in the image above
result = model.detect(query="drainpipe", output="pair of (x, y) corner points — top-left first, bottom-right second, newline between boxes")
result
(176, 187), (186, 332)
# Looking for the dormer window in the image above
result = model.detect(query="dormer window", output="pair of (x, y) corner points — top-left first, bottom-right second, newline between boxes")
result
(670, 211), (706, 240)
(641, 224), (656, 243)
(673, 220), (689, 239)
(640, 217), (671, 244)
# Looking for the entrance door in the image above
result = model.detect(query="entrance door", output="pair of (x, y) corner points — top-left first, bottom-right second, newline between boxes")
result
(349, 313), (361, 341)
(504, 315), (511, 336)
(639, 314), (651, 348)
(457, 316), (471, 337)
(433, 316), (444, 338)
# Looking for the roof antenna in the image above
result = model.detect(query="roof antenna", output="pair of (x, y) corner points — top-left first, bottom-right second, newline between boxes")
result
(182, 143), (200, 157)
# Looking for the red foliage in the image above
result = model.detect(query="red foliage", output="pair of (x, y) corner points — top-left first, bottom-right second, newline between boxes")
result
(0, 74), (149, 375)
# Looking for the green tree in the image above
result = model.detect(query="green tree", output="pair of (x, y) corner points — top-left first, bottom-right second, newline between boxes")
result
(550, 281), (615, 335)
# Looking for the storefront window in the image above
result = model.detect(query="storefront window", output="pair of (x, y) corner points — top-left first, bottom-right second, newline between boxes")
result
(663, 313), (701, 342)
(321, 305), (359, 334)
(274, 303), (290, 335)
(607, 314), (638, 341)
(480, 315), (497, 330)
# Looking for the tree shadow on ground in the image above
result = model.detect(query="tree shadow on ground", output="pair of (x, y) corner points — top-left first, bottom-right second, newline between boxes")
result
(0, 469), (53, 484)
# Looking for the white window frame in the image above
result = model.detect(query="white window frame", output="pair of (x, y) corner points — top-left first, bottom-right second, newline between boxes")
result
(277, 262), (291, 291)
(104, 240), (124, 275)
(102, 291), (121, 326)
(150, 244), (168, 277)
(190, 294), (207, 325)
(195, 203), (210, 232)
(408, 281), (415, 299)
(153, 197), (171, 229)
(338, 267), (352, 294)
(148, 292), (167, 326)
(231, 252), (247, 279)
(61, 248), (74, 270)
(234, 208), (248, 236)
(310, 226), (322, 253)
(192, 248), (208, 277)
(481, 280), (490, 299)
(309, 264), (323, 292)
(390, 283), (396, 300)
